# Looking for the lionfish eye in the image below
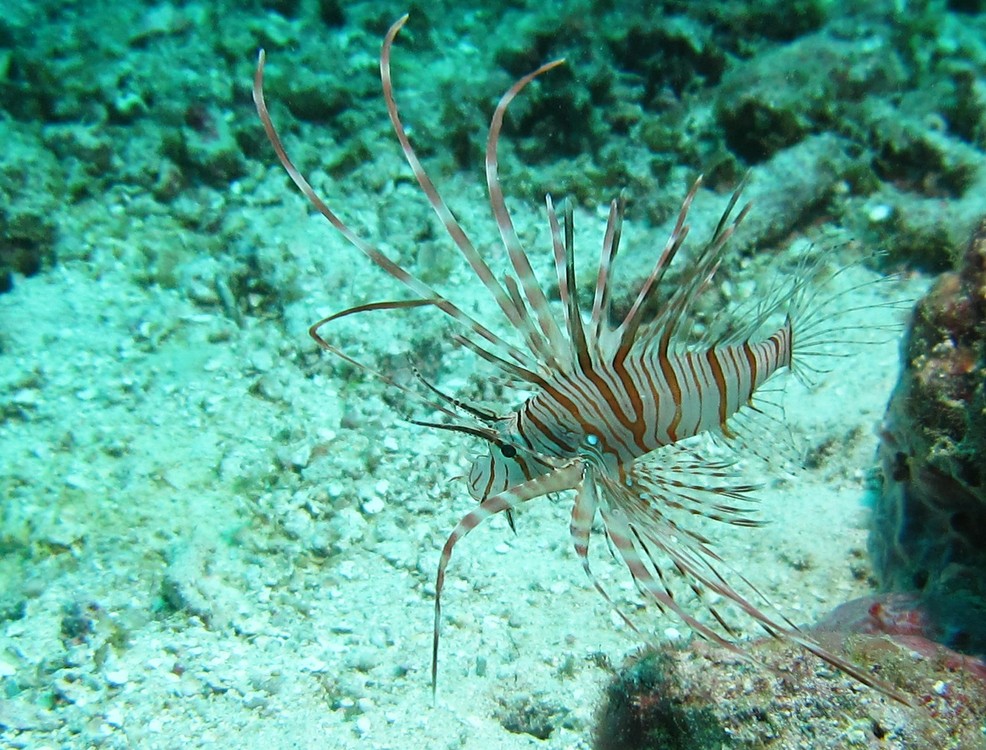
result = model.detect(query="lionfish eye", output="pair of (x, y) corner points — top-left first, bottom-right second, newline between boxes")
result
(499, 443), (517, 458)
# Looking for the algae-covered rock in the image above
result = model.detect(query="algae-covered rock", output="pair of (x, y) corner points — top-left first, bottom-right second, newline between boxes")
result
(872, 216), (986, 655)
(0, 124), (61, 292)
(594, 598), (986, 750)
(164, 105), (247, 187)
(595, 651), (726, 750)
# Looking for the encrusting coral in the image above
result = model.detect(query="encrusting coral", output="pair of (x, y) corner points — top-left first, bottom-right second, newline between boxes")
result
(872, 216), (986, 658)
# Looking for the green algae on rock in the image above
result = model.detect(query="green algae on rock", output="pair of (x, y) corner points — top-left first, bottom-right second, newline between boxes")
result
(873, 216), (986, 657)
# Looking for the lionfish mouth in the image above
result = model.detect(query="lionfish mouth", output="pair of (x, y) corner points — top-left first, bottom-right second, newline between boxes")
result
(253, 14), (915, 707)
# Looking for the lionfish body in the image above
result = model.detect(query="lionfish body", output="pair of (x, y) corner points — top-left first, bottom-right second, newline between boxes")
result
(469, 328), (794, 488)
(254, 16), (911, 705)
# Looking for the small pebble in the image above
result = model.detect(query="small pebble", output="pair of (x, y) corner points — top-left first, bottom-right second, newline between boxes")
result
(105, 669), (129, 687)
(300, 657), (329, 673)
(345, 648), (379, 672)
(12, 388), (40, 406)
(867, 203), (893, 223)
(250, 349), (274, 372)
(242, 692), (268, 709)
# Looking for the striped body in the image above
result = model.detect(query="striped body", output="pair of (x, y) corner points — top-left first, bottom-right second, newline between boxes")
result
(254, 15), (912, 706)
(484, 328), (793, 485)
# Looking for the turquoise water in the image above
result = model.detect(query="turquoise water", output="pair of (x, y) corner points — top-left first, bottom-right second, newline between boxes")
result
(1, 1), (984, 747)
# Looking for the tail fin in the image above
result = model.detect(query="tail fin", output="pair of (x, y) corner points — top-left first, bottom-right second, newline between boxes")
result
(785, 246), (911, 388)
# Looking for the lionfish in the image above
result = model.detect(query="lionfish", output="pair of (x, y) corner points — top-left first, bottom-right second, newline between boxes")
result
(253, 15), (911, 705)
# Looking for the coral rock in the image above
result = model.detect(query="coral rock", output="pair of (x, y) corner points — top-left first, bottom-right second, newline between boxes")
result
(872, 217), (986, 656)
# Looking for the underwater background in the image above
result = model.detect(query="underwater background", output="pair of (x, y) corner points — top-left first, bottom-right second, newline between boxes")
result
(1, 0), (985, 747)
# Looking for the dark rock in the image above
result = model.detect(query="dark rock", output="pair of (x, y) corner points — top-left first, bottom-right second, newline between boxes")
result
(872, 216), (986, 656)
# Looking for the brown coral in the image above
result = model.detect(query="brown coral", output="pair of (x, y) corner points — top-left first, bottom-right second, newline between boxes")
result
(872, 216), (986, 656)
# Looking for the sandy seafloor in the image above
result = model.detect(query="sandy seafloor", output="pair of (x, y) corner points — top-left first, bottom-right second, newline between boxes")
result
(1, 1), (985, 749)
(3, 231), (930, 750)
(1, 183), (930, 750)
